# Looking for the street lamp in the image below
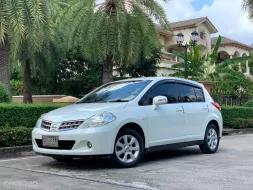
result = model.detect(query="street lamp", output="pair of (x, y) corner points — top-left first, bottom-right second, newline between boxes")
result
(176, 30), (199, 79)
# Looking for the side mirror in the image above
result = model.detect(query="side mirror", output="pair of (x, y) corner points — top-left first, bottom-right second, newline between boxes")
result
(153, 96), (168, 110)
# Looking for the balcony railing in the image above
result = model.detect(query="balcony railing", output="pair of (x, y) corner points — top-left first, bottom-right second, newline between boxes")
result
(162, 52), (178, 63)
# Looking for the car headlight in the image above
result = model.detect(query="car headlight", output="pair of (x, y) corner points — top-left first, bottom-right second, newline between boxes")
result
(85, 112), (116, 128)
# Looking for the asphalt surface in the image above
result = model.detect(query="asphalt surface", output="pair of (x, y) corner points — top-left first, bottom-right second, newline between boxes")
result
(0, 134), (253, 190)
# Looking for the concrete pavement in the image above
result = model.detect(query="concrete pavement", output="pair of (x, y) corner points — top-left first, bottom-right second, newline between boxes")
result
(0, 134), (253, 190)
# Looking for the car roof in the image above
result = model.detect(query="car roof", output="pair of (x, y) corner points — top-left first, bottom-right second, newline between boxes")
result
(117, 77), (203, 87)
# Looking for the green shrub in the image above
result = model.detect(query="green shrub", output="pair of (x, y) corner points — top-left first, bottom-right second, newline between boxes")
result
(231, 118), (253, 129)
(243, 99), (253, 107)
(0, 103), (64, 128)
(222, 106), (253, 128)
(0, 83), (11, 103)
(0, 127), (32, 147)
(11, 80), (23, 96)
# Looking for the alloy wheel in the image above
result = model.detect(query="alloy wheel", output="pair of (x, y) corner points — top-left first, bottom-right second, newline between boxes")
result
(207, 128), (218, 151)
(115, 135), (140, 163)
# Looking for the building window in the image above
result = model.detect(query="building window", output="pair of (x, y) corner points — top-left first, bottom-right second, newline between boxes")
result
(200, 32), (204, 39)
(198, 29), (206, 40)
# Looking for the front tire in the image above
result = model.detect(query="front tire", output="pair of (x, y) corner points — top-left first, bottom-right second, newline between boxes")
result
(112, 128), (144, 168)
(199, 124), (220, 154)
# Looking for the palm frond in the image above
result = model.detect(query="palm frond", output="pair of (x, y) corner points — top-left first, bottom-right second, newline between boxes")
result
(210, 35), (222, 65)
(0, 0), (8, 45)
(172, 50), (185, 60)
(62, 0), (169, 65)
(171, 62), (184, 69)
(217, 56), (250, 70)
(243, 0), (253, 21)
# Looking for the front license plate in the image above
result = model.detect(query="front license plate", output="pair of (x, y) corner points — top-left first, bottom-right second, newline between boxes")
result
(42, 136), (59, 147)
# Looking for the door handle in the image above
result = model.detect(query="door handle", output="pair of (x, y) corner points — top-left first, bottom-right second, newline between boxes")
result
(175, 108), (183, 112)
(201, 107), (208, 110)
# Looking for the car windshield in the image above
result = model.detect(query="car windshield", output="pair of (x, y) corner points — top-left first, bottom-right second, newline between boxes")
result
(77, 80), (152, 103)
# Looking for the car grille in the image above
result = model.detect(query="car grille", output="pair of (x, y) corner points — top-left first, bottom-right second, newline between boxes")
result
(35, 139), (75, 150)
(41, 120), (52, 130)
(59, 120), (84, 131)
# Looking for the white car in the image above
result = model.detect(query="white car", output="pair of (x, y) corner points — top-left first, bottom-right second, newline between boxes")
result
(32, 77), (223, 167)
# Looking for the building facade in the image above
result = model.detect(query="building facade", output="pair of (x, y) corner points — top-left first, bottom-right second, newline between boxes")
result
(157, 17), (253, 76)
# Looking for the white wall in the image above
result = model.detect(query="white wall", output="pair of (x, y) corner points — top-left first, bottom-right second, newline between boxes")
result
(164, 22), (211, 53)
(214, 45), (250, 57)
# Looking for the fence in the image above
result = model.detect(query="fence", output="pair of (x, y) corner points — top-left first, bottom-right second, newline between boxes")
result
(211, 94), (253, 106)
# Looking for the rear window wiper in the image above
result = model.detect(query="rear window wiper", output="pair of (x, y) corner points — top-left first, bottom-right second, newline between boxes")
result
(109, 99), (129, 103)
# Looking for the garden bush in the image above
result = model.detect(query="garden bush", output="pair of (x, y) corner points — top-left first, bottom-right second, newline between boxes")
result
(231, 118), (253, 129)
(1, 104), (252, 130)
(0, 104), (64, 128)
(0, 127), (32, 147)
(11, 80), (23, 96)
(0, 83), (11, 103)
(222, 106), (253, 128)
(243, 99), (253, 107)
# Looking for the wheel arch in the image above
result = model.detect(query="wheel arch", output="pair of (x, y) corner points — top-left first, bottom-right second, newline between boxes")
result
(208, 120), (221, 136)
(117, 122), (146, 148)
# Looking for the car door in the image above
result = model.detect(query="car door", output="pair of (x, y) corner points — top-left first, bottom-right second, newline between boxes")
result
(139, 80), (185, 147)
(176, 82), (209, 141)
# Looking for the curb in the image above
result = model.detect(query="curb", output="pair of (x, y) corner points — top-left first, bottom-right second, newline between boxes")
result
(0, 145), (35, 159)
(222, 128), (253, 136)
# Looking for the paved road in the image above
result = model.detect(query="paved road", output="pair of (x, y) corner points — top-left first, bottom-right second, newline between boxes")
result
(0, 134), (253, 190)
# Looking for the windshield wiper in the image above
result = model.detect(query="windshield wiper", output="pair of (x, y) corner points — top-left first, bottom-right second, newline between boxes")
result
(109, 99), (129, 103)
(76, 101), (94, 104)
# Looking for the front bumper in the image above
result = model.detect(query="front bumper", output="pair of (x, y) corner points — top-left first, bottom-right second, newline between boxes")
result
(32, 124), (117, 156)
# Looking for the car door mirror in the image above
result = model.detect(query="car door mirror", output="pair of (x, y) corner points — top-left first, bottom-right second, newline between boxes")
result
(153, 96), (168, 110)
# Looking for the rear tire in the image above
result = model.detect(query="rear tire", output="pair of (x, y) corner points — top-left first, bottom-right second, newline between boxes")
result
(112, 128), (144, 168)
(199, 124), (220, 154)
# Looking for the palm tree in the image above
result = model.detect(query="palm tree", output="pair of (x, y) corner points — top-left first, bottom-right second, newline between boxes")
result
(243, 0), (253, 20)
(171, 36), (250, 80)
(0, 36), (11, 93)
(0, 0), (58, 103)
(171, 42), (207, 80)
(0, 2), (11, 93)
(63, 0), (169, 84)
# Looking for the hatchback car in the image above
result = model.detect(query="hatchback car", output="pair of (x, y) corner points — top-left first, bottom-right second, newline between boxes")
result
(32, 77), (223, 167)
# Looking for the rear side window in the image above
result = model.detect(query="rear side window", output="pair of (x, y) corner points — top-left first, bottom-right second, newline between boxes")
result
(140, 82), (178, 105)
(194, 87), (205, 102)
(177, 84), (197, 102)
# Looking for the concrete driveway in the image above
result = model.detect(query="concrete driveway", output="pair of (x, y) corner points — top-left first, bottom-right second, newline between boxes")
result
(0, 134), (253, 190)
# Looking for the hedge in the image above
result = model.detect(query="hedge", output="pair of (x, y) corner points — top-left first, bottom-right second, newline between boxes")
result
(0, 127), (33, 147)
(1, 104), (253, 129)
(222, 106), (253, 129)
(243, 99), (253, 107)
(232, 118), (253, 129)
(0, 104), (64, 128)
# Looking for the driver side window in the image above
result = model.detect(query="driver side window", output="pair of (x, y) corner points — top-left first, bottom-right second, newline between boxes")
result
(140, 82), (179, 106)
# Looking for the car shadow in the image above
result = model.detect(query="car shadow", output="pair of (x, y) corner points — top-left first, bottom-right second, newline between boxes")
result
(43, 146), (204, 170)
(144, 147), (202, 163)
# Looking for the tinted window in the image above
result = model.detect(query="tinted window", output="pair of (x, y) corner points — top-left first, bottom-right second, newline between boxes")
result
(78, 80), (152, 103)
(194, 87), (205, 102)
(177, 84), (197, 102)
(141, 83), (178, 105)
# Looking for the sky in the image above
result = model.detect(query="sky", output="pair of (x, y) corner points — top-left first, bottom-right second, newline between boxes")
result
(161, 0), (253, 45)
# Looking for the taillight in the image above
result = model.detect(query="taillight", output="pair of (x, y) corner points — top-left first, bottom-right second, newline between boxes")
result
(211, 102), (221, 111)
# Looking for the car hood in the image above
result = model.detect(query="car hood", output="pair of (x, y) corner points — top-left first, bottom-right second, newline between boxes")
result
(42, 103), (128, 122)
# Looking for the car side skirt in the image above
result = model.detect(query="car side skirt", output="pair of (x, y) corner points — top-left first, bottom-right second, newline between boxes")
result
(145, 140), (204, 153)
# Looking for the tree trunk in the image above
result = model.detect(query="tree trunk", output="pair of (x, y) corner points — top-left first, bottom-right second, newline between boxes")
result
(0, 36), (11, 93)
(23, 59), (33, 103)
(102, 55), (113, 84)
